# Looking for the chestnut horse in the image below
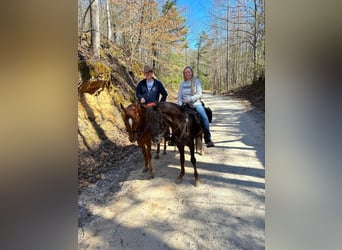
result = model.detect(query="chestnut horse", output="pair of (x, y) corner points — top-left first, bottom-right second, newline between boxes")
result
(120, 102), (167, 178)
(146, 102), (203, 186)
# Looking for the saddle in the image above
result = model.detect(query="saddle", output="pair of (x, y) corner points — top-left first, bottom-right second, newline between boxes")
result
(182, 103), (202, 127)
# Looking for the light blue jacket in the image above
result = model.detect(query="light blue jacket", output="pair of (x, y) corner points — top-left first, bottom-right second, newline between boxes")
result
(177, 78), (202, 106)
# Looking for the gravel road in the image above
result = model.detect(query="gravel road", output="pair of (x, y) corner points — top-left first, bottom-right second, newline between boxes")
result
(78, 94), (265, 249)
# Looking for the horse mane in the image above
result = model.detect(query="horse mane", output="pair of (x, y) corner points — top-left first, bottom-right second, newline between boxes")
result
(156, 102), (202, 132)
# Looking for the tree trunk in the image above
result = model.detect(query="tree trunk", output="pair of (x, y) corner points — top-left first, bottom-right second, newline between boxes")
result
(253, 0), (257, 80)
(226, 0), (230, 91)
(90, 0), (100, 57)
(106, 0), (112, 42)
(197, 43), (200, 77)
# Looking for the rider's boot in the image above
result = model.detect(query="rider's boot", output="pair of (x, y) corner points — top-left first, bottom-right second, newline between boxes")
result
(204, 130), (215, 147)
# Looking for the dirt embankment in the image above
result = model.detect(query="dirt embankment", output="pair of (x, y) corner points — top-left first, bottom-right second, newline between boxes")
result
(78, 42), (139, 191)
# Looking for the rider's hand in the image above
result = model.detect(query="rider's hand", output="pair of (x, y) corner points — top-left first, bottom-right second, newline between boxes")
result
(183, 97), (191, 103)
(140, 98), (146, 103)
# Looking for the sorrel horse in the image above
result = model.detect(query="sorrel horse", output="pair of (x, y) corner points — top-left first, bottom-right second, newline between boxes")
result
(146, 102), (203, 186)
(120, 102), (167, 178)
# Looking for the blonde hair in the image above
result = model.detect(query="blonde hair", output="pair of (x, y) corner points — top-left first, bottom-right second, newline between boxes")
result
(182, 66), (194, 81)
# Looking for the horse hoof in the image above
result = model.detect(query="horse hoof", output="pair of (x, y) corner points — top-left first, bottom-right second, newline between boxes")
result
(163, 151), (167, 155)
(154, 155), (160, 159)
(175, 178), (183, 184)
(142, 167), (148, 173)
(148, 173), (154, 179)
(194, 178), (200, 187)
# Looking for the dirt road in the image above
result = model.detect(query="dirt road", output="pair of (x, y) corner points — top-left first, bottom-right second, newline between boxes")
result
(78, 94), (265, 249)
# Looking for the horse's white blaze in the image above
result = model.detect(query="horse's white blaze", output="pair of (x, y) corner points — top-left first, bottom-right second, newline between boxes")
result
(128, 118), (133, 129)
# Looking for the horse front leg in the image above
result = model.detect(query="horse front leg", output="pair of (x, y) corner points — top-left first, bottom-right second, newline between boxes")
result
(163, 138), (167, 155)
(155, 143), (160, 159)
(189, 142), (199, 187)
(146, 140), (153, 178)
(175, 145), (185, 184)
(138, 140), (148, 173)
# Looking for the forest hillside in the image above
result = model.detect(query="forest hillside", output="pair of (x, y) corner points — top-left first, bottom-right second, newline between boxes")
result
(78, 40), (137, 189)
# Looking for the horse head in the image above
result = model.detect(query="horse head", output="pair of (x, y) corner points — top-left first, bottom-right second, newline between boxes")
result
(120, 102), (144, 142)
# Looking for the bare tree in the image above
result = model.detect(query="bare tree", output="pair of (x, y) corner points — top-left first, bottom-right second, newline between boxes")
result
(105, 0), (112, 41)
(226, 0), (230, 90)
(90, 0), (100, 57)
(206, 0), (264, 92)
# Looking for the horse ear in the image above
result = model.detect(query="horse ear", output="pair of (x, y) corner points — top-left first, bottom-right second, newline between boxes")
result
(135, 102), (141, 110)
(120, 103), (126, 112)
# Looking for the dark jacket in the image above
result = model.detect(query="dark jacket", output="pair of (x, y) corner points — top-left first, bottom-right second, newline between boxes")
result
(136, 78), (168, 104)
